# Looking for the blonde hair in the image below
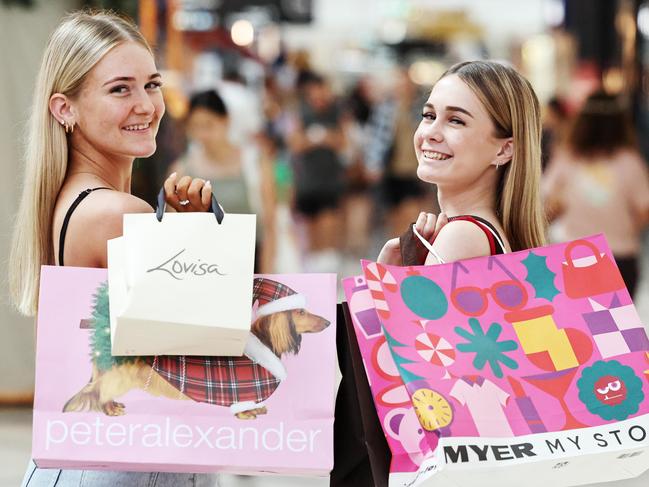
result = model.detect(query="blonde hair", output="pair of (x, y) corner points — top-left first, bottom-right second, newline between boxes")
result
(9, 10), (151, 316)
(441, 61), (546, 251)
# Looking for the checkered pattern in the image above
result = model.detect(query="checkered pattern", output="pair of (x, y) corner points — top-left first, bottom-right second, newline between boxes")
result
(583, 295), (649, 358)
(253, 278), (296, 307)
(146, 355), (281, 406)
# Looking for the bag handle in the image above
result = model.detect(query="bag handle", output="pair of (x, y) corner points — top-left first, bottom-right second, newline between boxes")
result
(412, 225), (446, 264)
(564, 240), (603, 268)
(411, 217), (508, 265)
(155, 186), (225, 224)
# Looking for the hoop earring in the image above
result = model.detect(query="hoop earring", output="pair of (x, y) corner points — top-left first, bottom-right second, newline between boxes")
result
(495, 162), (501, 170)
(64, 122), (74, 134)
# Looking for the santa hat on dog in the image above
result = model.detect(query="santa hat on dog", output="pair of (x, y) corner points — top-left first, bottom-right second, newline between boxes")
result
(243, 278), (306, 389)
(252, 278), (306, 319)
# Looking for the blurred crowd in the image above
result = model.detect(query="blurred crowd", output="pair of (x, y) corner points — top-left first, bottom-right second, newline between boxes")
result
(131, 50), (649, 295)
(134, 52), (437, 274)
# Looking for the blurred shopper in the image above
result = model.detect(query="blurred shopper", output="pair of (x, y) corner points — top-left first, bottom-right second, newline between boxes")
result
(261, 73), (303, 272)
(378, 60), (546, 266)
(217, 69), (264, 146)
(541, 96), (568, 171)
(9, 10), (218, 486)
(170, 89), (277, 272)
(544, 91), (649, 298)
(366, 68), (433, 237)
(341, 76), (375, 256)
(288, 71), (346, 271)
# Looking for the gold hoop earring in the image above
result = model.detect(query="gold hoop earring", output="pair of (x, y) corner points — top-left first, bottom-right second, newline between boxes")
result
(64, 122), (74, 134)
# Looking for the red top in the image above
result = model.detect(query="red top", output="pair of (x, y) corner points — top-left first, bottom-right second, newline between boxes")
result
(449, 215), (505, 256)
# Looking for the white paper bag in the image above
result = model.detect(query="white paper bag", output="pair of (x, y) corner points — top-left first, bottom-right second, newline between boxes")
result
(107, 211), (256, 356)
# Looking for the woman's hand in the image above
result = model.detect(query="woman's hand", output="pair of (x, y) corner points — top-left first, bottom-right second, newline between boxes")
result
(376, 237), (402, 266)
(416, 210), (448, 245)
(163, 172), (212, 212)
(377, 211), (448, 265)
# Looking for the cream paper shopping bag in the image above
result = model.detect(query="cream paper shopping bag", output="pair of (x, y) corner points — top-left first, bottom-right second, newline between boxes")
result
(107, 208), (256, 356)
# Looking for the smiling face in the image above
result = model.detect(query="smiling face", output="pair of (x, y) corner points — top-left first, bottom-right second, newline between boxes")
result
(414, 74), (509, 188)
(70, 41), (165, 160)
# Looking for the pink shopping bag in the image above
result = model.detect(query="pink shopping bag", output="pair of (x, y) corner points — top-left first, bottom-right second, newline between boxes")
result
(351, 234), (649, 487)
(32, 266), (337, 476)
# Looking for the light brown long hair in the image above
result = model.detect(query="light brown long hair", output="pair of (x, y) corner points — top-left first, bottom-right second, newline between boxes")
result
(9, 10), (151, 316)
(440, 61), (546, 251)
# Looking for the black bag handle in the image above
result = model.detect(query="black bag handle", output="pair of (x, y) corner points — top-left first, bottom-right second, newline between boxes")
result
(155, 186), (225, 224)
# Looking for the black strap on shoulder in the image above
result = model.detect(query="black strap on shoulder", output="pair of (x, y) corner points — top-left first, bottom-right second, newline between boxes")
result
(58, 187), (111, 266)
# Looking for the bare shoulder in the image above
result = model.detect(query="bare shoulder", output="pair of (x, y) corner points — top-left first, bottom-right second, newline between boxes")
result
(429, 219), (493, 263)
(79, 191), (153, 239)
(94, 190), (154, 215)
(59, 190), (153, 267)
(619, 149), (648, 171)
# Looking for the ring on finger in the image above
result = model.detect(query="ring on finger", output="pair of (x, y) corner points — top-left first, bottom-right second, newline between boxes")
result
(179, 199), (190, 206)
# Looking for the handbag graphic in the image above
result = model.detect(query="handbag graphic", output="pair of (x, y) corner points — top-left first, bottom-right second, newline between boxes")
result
(561, 239), (625, 298)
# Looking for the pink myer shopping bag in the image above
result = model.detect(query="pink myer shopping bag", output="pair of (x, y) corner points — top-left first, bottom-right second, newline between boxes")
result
(360, 234), (649, 487)
(343, 275), (432, 482)
(32, 266), (336, 476)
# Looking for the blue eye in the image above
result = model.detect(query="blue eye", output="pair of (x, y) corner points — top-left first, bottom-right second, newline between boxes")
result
(449, 117), (465, 126)
(146, 81), (163, 90)
(421, 112), (435, 121)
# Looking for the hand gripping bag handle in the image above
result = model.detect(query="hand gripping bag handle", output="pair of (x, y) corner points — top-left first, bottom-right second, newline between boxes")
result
(155, 185), (225, 223)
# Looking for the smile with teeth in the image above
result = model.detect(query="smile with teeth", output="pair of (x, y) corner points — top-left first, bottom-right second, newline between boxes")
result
(422, 150), (452, 161)
(123, 122), (151, 131)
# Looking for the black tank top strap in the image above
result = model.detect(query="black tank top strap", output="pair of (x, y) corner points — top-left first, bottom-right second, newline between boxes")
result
(448, 215), (506, 255)
(58, 187), (111, 266)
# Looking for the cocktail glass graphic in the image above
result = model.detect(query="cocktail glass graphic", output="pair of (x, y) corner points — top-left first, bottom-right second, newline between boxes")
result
(523, 368), (588, 430)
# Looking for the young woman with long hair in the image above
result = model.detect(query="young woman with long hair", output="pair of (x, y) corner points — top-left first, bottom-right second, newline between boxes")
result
(378, 60), (546, 266)
(10, 10), (218, 486)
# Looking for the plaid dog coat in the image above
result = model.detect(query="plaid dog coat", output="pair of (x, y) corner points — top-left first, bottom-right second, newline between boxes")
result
(143, 278), (302, 413)
(145, 354), (281, 408)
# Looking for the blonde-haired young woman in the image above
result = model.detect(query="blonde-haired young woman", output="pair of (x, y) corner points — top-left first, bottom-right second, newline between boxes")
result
(378, 60), (546, 265)
(10, 10), (218, 487)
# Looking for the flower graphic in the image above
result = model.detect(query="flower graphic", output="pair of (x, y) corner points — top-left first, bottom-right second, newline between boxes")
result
(454, 318), (519, 378)
(577, 360), (644, 421)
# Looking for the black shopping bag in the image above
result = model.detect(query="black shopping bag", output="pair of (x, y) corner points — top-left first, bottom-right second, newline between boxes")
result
(331, 303), (390, 487)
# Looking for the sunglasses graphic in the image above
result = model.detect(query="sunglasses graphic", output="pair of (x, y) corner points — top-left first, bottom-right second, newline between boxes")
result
(451, 258), (528, 316)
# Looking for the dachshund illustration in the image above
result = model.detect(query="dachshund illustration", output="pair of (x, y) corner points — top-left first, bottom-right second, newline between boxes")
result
(63, 279), (330, 420)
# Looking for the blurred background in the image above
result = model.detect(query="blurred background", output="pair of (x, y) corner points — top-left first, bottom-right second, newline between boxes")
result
(1, 0), (649, 485)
